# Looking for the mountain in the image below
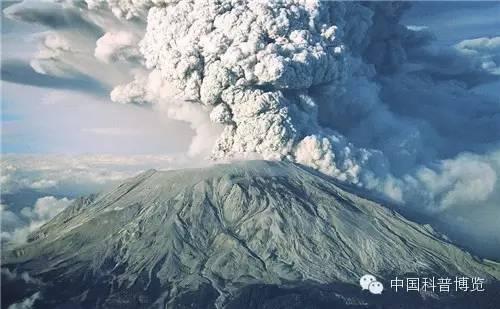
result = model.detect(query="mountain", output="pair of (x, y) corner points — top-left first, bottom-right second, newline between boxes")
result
(2, 160), (500, 308)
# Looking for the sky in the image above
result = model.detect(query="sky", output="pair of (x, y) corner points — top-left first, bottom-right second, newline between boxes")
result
(1, 1), (499, 259)
(2, 83), (191, 154)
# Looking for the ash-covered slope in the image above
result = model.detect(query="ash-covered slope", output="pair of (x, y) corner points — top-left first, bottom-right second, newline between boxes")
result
(2, 161), (500, 308)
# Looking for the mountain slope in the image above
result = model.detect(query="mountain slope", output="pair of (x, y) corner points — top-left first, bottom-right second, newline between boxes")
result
(2, 160), (500, 308)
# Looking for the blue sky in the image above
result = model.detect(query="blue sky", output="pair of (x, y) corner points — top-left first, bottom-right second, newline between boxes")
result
(404, 2), (500, 45)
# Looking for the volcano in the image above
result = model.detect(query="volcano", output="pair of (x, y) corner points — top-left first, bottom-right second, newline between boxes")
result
(2, 160), (500, 308)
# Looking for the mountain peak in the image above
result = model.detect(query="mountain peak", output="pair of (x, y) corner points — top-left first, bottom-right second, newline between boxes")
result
(3, 160), (500, 308)
(158, 160), (308, 180)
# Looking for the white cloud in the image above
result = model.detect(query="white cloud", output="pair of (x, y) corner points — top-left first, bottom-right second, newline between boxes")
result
(21, 196), (72, 222)
(0, 154), (193, 196)
(406, 25), (428, 31)
(95, 31), (141, 64)
(2, 196), (72, 245)
(29, 179), (59, 190)
(387, 152), (500, 212)
(417, 154), (496, 210)
(7, 292), (41, 309)
(1, 268), (42, 285)
(85, 0), (150, 19)
(455, 36), (500, 75)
